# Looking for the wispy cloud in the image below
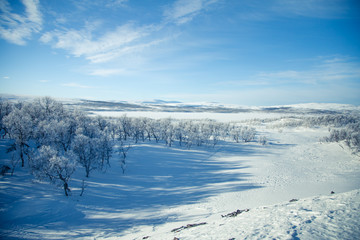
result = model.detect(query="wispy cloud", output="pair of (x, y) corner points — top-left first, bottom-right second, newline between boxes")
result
(90, 37), (170, 63)
(0, 0), (42, 45)
(255, 56), (360, 85)
(219, 56), (360, 88)
(271, 0), (349, 19)
(164, 0), (219, 25)
(37, 0), (220, 65)
(89, 68), (127, 77)
(236, 0), (351, 21)
(73, 0), (129, 10)
(40, 23), (159, 63)
(62, 82), (93, 89)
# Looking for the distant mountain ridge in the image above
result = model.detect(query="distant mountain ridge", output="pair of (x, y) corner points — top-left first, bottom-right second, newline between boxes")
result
(1, 94), (359, 115)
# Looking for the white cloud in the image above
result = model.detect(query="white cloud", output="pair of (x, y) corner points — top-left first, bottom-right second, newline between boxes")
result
(73, 0), (129, 10)
(62, 82), (93, 89)
(0, 0), (42, 45)
(40, 23), (157, 63)
(87, 37), (167, 63)
(38, 0), (220, 65)
(164, 0), (219, 25)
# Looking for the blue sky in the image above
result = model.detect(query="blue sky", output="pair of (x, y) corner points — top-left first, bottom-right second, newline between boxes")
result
(1, 0), (360, 105)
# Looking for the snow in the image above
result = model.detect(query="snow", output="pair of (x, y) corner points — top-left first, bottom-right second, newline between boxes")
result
(90, 111), (292, 122)
(127, 189), (360, 240)
(1, 107), (360, 239)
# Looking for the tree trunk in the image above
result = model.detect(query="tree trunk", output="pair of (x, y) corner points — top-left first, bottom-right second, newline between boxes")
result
(63, 182), (71, 196)
(20, 148), (24, 167)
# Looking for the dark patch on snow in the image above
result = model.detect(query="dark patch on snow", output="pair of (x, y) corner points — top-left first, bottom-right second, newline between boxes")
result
(221, 209), (250, 218)
(171, 222), (207, 233)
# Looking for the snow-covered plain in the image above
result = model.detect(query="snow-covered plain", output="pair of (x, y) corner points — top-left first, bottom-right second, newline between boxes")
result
(0, 99), (360, 239)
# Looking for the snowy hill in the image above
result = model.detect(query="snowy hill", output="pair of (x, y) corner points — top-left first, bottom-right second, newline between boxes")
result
(0, 96), (359, 239)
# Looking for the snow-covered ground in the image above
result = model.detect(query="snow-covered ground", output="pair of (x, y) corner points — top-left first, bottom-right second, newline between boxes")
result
(91, 110), (292, 122)
(136, 189), (360, 240)
(1, 105), (360, 239)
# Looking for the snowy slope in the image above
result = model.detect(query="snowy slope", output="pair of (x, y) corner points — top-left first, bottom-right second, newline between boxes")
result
(127, 189), (360, 240)
(0, 101), (360, 239)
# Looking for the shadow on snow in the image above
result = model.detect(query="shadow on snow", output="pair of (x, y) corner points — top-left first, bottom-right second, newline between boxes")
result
(0, 140), (267, 239)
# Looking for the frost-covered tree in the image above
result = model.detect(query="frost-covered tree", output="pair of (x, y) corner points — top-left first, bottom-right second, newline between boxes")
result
(207, 120), (222, 147)
(71, 132), (100, 178)
(160, 118), (174, 146)
(131, 118), (145, 143)
(97, 129), (114, 169)
(0, 100), (13, 138)
(95, 115), (109, 131)
(118, 140), (131, 174)
(118, 115), (132, 141)
(174, 121), (186, 146)
(34, 119), (77, 152)
(142, 118), (153, 141)
(149, 119), (162, 143)
(32, 145), (75, 196)
(3, 108), (33, 167)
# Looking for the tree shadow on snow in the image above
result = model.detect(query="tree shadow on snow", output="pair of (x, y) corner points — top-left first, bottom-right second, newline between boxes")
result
(63, 141), (265, 238)
(0, 140), (267, 239)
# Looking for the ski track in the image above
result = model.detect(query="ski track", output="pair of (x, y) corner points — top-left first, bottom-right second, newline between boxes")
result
(1, 113), (360, 239)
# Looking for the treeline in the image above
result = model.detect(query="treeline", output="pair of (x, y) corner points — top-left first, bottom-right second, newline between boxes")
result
(0, 97), (260, 196)
(322, 123), (360, 153)
(0, 97), (114, 196)
(311, 115), (360, 153)
(268, 114), (360, 153)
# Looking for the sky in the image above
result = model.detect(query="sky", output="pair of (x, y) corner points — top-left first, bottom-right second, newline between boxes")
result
(0, 0), (360, 106)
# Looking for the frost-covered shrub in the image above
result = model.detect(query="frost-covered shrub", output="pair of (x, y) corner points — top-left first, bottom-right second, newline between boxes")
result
(308, 115), (359, 128)
(323, 122), (360, 153)
(348, 132), (360, 152)
(241, 126), (256, 142)
(258, 136), (268, 145)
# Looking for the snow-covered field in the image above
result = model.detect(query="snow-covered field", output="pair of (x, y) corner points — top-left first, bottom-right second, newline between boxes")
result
(0, 99), (359, 239)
